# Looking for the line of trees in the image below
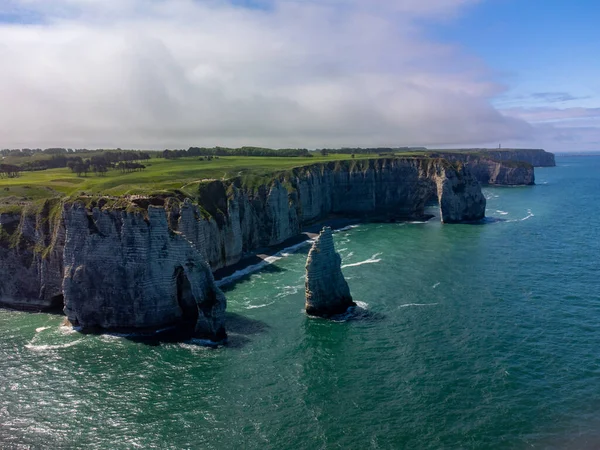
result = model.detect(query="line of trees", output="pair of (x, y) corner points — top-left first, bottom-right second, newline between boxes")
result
(64, 153), (148, 176)
(316, 147), (426, 155)
(8, 150), (151, 174)
(116, 162), (146, 173)
(162, 146), (311, 159)
(0, 163), (21, 178)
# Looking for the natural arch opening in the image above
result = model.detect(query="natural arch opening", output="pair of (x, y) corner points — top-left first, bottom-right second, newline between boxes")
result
(45, 294), (64, 314)
(174, 266), (198, 332)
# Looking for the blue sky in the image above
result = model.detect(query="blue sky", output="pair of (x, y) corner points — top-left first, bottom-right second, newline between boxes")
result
(0, 0), (597, 151)
(434, 0), (600, 108)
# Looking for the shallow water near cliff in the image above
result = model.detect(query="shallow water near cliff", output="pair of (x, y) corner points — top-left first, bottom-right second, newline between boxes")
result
(2, 156), (600, 449)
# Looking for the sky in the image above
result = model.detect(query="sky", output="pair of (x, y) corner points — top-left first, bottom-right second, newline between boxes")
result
(0, 0), (598, 152)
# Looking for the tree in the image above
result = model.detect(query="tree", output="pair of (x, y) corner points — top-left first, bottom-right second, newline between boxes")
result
(0, 164), (21, 178)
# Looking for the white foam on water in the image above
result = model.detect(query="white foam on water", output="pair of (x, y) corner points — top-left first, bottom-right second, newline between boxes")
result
(432, 282), (440, 289)
(346, 251), (354, 258)
(245, 301), (275, 310)
(520, 209), (535, 221)
(408, 221), (428, 224)
(178, 338), (221, 351)
(276, 284), (302, 299)
(25, 339), (84, 352)
(216, 238), (316, 287)
(58, 326), (79, 335)
(496, 210), (509, 216)
(506, 209), (535, 223)
(341, 253), (382, 268)
(335, 224), (360, 233)
(100, 334), (123, 341)
(400, 303), (439, 308)
(215, 225), (362, 287)
(328, 301), (369, 322)
(35, 326), (51, 333)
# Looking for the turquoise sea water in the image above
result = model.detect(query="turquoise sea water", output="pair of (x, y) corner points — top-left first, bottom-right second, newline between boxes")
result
(1, 156), (599, 449)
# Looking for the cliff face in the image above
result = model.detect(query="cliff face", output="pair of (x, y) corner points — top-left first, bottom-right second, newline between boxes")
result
(173, 158), (486, 270)
(480, 149), (556, 167)
(62, 204), (226, 340)
(432, 153), (535, 186)
(305, 227), (354, 316)
(0, 202), (64, 311)
(0, 157), (485, 335)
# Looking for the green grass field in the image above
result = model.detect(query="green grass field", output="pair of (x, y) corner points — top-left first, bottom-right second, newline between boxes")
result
(0, 153), (401, 212)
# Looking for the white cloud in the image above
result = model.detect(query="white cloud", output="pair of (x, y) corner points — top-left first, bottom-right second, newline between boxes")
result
(0, 0), (536, 149)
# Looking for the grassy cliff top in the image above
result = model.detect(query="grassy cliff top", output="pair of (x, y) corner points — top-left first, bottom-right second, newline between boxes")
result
(0, 148), (538, 213)
(0, 153), (416, 212)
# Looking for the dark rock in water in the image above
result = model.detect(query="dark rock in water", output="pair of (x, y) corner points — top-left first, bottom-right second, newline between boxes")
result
(305, 227), (355, 316)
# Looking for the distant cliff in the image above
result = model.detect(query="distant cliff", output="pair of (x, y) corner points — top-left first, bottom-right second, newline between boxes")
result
(432, 153), (535, 186)
(0, 157), (485, 337)
(479, 149), (556, 167)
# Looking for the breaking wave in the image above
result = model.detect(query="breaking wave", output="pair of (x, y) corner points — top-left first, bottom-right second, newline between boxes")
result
(400, 303), (439, 308)
(342, 253), (382, 268)
(217, 225), (361, 287)
(25, 339), (84, 352)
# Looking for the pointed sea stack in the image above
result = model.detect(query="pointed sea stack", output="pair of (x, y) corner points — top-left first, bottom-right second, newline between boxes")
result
(305, 227), (355, 316)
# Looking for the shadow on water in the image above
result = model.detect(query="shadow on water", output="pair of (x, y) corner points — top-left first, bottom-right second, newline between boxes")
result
(305, 303), (386, 325)
(117, 312), (270, 349)
(479, 216), (506, 224)
(223, 312), (271, 349)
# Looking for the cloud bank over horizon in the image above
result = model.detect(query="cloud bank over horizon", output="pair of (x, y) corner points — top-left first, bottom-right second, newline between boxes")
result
(0, 0), (595, 151)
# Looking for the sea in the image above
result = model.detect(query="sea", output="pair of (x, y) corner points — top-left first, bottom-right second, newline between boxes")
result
(1, 155), (599, 449)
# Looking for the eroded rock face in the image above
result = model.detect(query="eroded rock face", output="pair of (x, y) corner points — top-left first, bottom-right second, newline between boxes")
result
(0, 205), (64, 311)
(305, 227), (354, 316)
(62, 203), (226, 340)
(432, 152), (535, 186)
(480, 149), (555, 167)
(177, 158), (486, 270)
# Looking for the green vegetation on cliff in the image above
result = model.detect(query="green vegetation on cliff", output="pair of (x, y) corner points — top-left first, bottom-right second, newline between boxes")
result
(0, 153), (409, 212)
(0, 147), (548, 213)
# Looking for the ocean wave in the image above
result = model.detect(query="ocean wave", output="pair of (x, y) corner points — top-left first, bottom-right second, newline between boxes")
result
(506, 209), (535, 222)
(335, 224), (360, 233)
(217, 225), (361, 287)
(216, 240), (314, 287)
(35, 326), (51, 333)
(178, 339), (220, 350)
(495, 210), (509, 216)
(25, 339), (84, 352)
(245, 301), (275, 310)
(341, 253), (382, 268)
(400, 303), (439, 308)
(275, 285), (301, 299)
(432, 282), (440, 289)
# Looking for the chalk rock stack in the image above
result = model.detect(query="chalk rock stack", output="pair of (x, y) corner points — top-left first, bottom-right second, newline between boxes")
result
(305, 227), (355, 316)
